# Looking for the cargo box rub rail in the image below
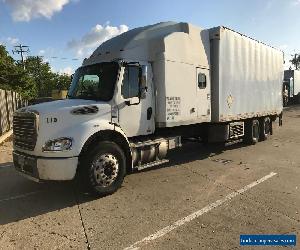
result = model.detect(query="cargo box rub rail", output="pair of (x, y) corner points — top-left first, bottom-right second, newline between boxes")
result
(12, 21), (284, 196)
(219, 110), (281, 122)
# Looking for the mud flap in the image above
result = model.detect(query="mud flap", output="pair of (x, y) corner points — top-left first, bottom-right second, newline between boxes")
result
(279, 112), (283, 127)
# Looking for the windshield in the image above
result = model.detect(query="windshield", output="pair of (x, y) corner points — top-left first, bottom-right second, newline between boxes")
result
(67, 62), (119, 101)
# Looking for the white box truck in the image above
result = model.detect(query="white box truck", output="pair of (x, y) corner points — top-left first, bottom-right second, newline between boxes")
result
(13, 22), (283, 195)
(283, 69), (300, 104)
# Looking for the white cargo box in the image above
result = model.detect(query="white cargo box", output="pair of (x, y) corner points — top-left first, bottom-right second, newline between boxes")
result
(84, 22), (284, 128)
(294, 70), (300, 95)
(209, 27), (284, 122)
(284, 69), (300, 96)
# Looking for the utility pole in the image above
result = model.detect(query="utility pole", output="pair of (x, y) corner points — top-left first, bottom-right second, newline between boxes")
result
(12, 44), (29, 69)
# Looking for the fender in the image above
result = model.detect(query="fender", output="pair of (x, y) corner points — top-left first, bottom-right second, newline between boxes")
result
(78, 122), (133, 172)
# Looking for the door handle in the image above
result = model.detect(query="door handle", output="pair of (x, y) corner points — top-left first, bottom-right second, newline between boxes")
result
(147, 107), (152, 120)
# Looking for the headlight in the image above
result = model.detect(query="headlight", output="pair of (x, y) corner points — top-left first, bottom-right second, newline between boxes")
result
(42, 137), (73, 152)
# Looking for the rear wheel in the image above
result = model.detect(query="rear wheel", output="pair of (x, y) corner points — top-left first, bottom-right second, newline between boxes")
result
(244, 119), (260, 145)
(260, 117), (271, 141)
(80, 141), (126, 196)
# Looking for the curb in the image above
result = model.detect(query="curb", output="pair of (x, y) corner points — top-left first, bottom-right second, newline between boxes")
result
(0, 130), (13, 145)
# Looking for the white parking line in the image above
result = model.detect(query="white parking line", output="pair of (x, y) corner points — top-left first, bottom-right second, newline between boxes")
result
(124, 172), (277, 250)
(0, 164), (12, 169)
(0, 191), (42, 203)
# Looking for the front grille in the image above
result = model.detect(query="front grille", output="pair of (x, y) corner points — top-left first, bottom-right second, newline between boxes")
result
(13, 112), (37, 151)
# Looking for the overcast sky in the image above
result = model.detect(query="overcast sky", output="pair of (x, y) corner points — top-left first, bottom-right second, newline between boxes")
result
(1, 0), (300, 74)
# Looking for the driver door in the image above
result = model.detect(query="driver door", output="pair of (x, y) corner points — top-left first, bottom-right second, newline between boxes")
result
(117, 64), (154, 137)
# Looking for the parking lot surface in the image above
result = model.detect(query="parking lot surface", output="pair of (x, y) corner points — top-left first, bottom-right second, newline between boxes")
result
(0, 105), (299, 250)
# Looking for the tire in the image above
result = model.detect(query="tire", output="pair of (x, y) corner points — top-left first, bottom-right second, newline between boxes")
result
(243, 119), (260, 145)
(259, 117), (271, 141)
(80, 141), (126, 196)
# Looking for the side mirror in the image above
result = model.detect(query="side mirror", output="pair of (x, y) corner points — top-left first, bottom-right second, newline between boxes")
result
(140, 65), (148, 99)
(125, 96), (140, 106)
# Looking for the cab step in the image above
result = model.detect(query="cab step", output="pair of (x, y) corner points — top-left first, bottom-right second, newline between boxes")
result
(136, 159), (169, 171)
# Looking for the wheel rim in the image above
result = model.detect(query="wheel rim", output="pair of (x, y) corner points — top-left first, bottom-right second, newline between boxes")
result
(92, 154), (119, 187)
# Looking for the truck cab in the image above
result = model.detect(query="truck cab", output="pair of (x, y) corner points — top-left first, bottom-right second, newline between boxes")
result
(13, 60), (157, 195)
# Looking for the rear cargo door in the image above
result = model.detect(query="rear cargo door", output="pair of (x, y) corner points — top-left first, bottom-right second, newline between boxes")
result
(196, 67), (211, 121)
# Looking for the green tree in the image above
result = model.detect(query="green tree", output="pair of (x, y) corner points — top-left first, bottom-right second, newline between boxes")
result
(0, 44), (16, 88)
(0, 45), (37, 99)
(290, 54), (300, 70)
(53, 73), (71, 91)
(24, 56), (55, 97)
(1, 46), (71, 99)
(25, 56), (71, 97)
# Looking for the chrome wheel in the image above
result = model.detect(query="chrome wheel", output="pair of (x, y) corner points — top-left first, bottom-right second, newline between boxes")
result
(92, 154), (119, 187)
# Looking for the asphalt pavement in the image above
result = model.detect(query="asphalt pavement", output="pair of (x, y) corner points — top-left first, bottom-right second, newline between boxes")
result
(0, 105), (299, 250)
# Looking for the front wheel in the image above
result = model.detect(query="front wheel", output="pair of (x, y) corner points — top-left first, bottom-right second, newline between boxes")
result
(80, 141), (126, 196)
